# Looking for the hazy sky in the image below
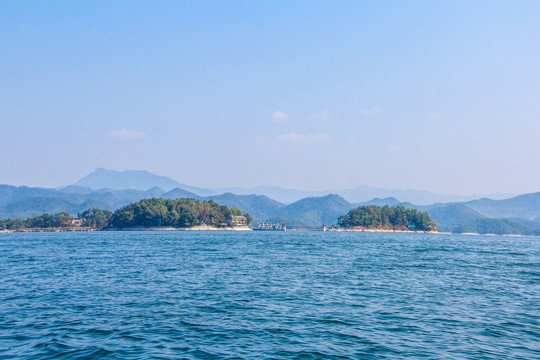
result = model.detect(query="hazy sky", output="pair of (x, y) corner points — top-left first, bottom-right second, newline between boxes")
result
(2, 1), (540, 195)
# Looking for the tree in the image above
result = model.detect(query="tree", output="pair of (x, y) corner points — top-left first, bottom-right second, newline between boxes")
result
(54, 212), (73, 227)
(243, 212), (253, 225)
(79, 209), (113, 228)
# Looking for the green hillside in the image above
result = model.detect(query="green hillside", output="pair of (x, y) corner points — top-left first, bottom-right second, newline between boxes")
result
(110, 198), (251, 228)
(0, 196), (81, 219)
(452, 218), (540, 236)
(206, 193), (285, 222)
(466, 192), (540, 220)
(424, 203), (486, 232)
(266, 194), (353, 228)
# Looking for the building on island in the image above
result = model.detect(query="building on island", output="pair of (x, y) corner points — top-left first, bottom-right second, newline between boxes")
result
(71, 218), (83, 226)
(230, 215), (248, 227)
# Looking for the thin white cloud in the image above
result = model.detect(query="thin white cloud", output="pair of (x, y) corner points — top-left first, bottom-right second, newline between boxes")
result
(271, 111), (289, 123)
(109, 128), (146, 140)
(429, 113), (444, 120)
(310, 109), (331, 119)
(278, 133), (329, 145)
(362, 107), (382, 115)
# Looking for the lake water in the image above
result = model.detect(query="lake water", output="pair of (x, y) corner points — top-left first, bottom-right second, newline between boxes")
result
(1, 231), (539, 359)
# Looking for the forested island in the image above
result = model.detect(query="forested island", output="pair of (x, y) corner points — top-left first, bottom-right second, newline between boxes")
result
(337, 205), (436, 232)
(0, 199), (252, 231)
(110, 198), (252, 229)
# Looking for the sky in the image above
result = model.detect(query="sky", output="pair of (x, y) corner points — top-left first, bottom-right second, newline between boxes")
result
(1, 1), (540, 195)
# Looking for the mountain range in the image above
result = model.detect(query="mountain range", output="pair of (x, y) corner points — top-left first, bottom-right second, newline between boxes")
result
(1, 168), (539, 235)
(74, 168), (216, 196)
(214, 185), (513, 205)
(74, 168), (512, 205)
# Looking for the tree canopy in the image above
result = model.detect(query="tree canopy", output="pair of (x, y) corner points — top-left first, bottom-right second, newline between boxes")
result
(338, 205), (436, 231)
(0, 198), (252, 230)
(109, 198), (252, 228)
(78, 209), (113, 229)
(0, 212), (74, 230)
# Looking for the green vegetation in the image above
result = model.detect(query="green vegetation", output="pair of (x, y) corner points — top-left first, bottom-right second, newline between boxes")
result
(0, 199), (252, 231)
(0, 212), (76, 230)
(109, 198), (252, 228)
(78, 209), (113, 228)
(270, 194), (352, 228)
(203, 193), (284, 222)
(424, 203), (486, 232)
(338, 205), (436, 231)
(452, 218), (540, 235)
(0, 209), (114, 230)
(0, 196), (82, 220)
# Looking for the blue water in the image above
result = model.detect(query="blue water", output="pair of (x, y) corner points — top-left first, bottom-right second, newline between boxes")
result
(0, 231), (539, 359)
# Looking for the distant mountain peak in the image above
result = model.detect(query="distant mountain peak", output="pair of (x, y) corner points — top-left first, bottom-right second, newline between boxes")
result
(73, 168), (215, 196)
(358, 197), (402, 207)
(379, 196), (399, 201)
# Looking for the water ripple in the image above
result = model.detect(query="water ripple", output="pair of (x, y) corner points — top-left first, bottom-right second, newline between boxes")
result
(0, 231), (539, 359)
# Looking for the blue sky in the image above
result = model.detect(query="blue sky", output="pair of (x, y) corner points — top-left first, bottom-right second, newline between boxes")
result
(1, 1), (540, 194)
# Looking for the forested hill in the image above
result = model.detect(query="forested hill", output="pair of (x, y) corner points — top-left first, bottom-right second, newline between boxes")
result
(266, 194), (352, 228)
(452, 218), (540, 236)
(109, 198), (252, 229)
(464, 191), (540, 220)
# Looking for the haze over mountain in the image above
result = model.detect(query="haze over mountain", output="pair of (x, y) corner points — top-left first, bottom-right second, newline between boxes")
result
(465, 193), (540, 220)
(266, 194), (353, 228)
(336, 187), (513, 206)
(1, 168), (539, 234)
(0, 184), (163, 220)
(2, 178), (540, 235)
(213, 185), (511, 205)
(421, 204), (487, 232)
(74, 169), (512, 205)
(73, 168), (216, 196)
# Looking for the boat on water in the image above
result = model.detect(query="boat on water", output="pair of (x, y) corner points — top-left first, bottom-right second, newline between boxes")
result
(253, 222), (286, 231)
